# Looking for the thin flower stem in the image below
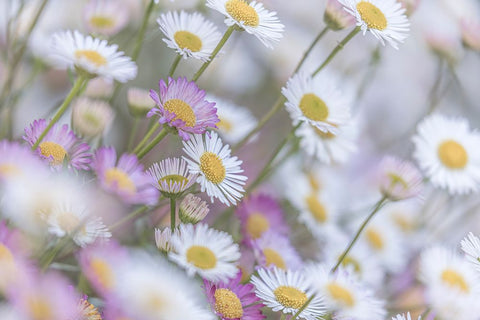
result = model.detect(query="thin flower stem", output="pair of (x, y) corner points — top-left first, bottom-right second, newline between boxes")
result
(280, 313), (287, 320)
(291, 294), (315, 320)
(32, 76), (87, 150)
(312, 26), (361, 76)
(170, 197), (176, 231)
(136, 128), (169, 159)
(133, 122), (161, 153)
(192, 25), (235, 82)
(131, 0), (156, 61)
(110, 205), (149, 230)
(331, 195), (388, 273)
(40, 236), (72, 271)
(293, 26), (330, 74)
(127, 118), (140, 151)
(169, 54), (182, 77)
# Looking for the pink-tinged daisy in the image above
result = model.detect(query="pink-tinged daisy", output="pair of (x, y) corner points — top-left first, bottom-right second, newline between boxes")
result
(147, 157), (197, 197)
(251, 231), (303, 271)
(148, 77), (219, 141)
(23, 119), (92, 171)
(92, 147), (159, 205)
(0, 140), (47, 182)
(377, 156), (423, 201)
(236, 193), (289, 244)
(204, 270), (265, 320)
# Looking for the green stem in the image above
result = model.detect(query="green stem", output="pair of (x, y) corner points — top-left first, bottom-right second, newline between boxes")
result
(127, 118), (140, 151)
(331, 196), (388, 273)
(110, 205), (149, 230)
(40, 237), (71, 271)
(280, 313), (286, 320)
(131, 0), (156, 62)
(133, 122), (160, 153)
(32, 76), (87, 150)
(293, 26), (329, 74)
(136, 128), (169, 159)
(291, 295), (315, 320)
(192, 26), (235, 82)
(170, 197), (176, 230)
(312, 26), (360, 76)
(168, 54), (182, 77)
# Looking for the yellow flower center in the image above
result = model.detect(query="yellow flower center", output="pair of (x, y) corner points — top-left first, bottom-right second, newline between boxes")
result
(105, 168), (136, 194)
(159, 174), (188, 186)
(356, 1), (387, 30)
(39, 141), (67, 165)
(75, 50), (108, 67)
(174, 31), (203, 52)
(90, 15), (115, 28)
(214, 288), (244, 319)
(437, 140), (468, 169)
(163, 98), (197, 127)
(387, 172), (408, 189)
(28, 297), (53, 320)
(0, 163), (21, 177)
(299, 93), (329, 122)
(365, 228), (384, 250)
(441, 269), (469, 293)
(200, 152), (226, 184)
(305, 194), (328, 223)
(144, 291), (165, 312)
(79, 299), (103, 320)
(341, 255), (362, 273)
(392, 214), (414, 232)
(57, 212), (83, 234)
(90, 258), (114, 289)
(217, 118), (233, 133)
(308, 173), (321, 191)
(314, 126), (336, 139)
(263, 248), (286, 270)
(246, 213), (270, 239)
(225, 0), (260, 27)
(273, 286), (308, 309)
(327, 282), (355, 307)
(0, 244), (14, 265)
(186, 245), (217, 270)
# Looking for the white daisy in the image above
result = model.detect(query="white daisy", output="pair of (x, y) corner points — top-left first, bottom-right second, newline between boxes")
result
(157, 11), (221, 61)
(412, 114), (480, 195)
(251, 267), (325, 320)
(461, 232), (480, 272)
(251, 231), (303, 271)
(306, 264), (386, 320)
(282, 72), (351, 135)
(182, 132), (247, 206)
(72, 97), (115, 138)
(339, 0), (410, 49)
(377, 155), (423, 201)
(49, 30), (137, 82)
(206, 0), (284, 49)
(168, 223), (240, 282)
(155, 227), (173, 252)
(393, 312), (421, 320)
(179, 194), (209, 224)
(147, 158), (197, 197)
(83, 0), (130, 36)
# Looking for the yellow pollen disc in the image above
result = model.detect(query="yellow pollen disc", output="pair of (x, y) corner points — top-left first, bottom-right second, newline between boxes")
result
(39, 141), (67, 166)
(263, 248), (286, 270)
(90, 258), (114, 289)
(163, 98), (197, 127)
(0, 163), (21, 177)
(0, 244), (14, 264)
(273, 286), (308, 309)
(200, 152), (226, 184)
(388, 173), (408, 189)
(105, 168), (136, 194)
(160, 174), (188, 185)
(441, 269), (469, 293)
(314, 127), (336, 139)
(341, 255), (362, 273)
(174, 30), (203, 52)
(438, 140), (468, 169)
(28, 297), (53, 320)
(75, 49), (108, 67)
(365, 228), (384, 250)
(327, 282), (355, 307)
(217, 118), (233, 133)
(246, 213), (270, 239)
(225, 0), (260, 27)
(356, 1), (387, 30)
(186, 245), (217, 270)
(57, 212), (81, 233)
(393, 214), (414, 232)
(90, 15), (115, 28)
(299, 93), (329, 122)
(305, 194), (328, 223)
(80, 300), (103, 320)
(214, 288), (244, 319)
(308, 173), (321, 191)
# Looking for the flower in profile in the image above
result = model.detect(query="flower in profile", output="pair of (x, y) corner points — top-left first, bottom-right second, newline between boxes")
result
(147, 158), (197, 198)
(128, 87), (157, 117)
(148, 77), (219, 140)
(182, 132), (247, 206)
(168, 223), (240, 282)
(155, 227), (173, 252)
(252, 231), (303, 270)
(206, 0), (284, 48)
(24, 119), (92, 171)
(282, 72), (351, 134)
(251, 267), (325, 320)
(324, 0), (356, 30)
(204, 270), (265, 320)
(83, 0), (130, 36)
(49, 30), (137, 82)
(460, 232), (480, 272)
(179, 194), (210, 224)
(92, 147), (159, 205)
(72, 97), (115, 139)
(339, 0), (410, 49)
(378, 156), (423, 201)
(0, 140), (47, 182)
(412, 114), (480, 195)
(157, 11), (222, 61)
(85, 77), (114, 98)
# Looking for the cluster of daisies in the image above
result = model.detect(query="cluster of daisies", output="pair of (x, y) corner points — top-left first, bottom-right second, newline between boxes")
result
(0, 0), (480, 319)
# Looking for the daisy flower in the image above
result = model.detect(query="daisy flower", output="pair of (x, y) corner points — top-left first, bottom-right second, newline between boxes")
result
(148, 77), (219, 140)
(0, 140), (47, 182)
(147, 157), (197, 197)
(84, 77), (114, 99)
(179, 194), (210, 224)
(392, 313), (421, 320)
(0, 221), (29, 292)
(168, 223), (240, 282)
(49, 30), (137, 82)
(338, 0), (410, 49)
(251, 231), (303, 270)
(24, 119), (92, 171)
(157, 11), (221, 61)
(128, 87), (157, 117)
(92, 147), (159, 205)
(83, 0), (130, 36)
(155, 227), (173, 252)
(461, 232), (480, 272)
(77, 295), (102, 320)
(282, 72), (351, 134)
(251, 267), (325, 320)
(206, 0), (284, 49)
(324, 0), (356, 30)
(72, 97), (115, 139)
(377, 155), (423, 201)
(412, 114), (480, 195)
(204, 270), (265, 320)
(182, 132), (247, 206)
